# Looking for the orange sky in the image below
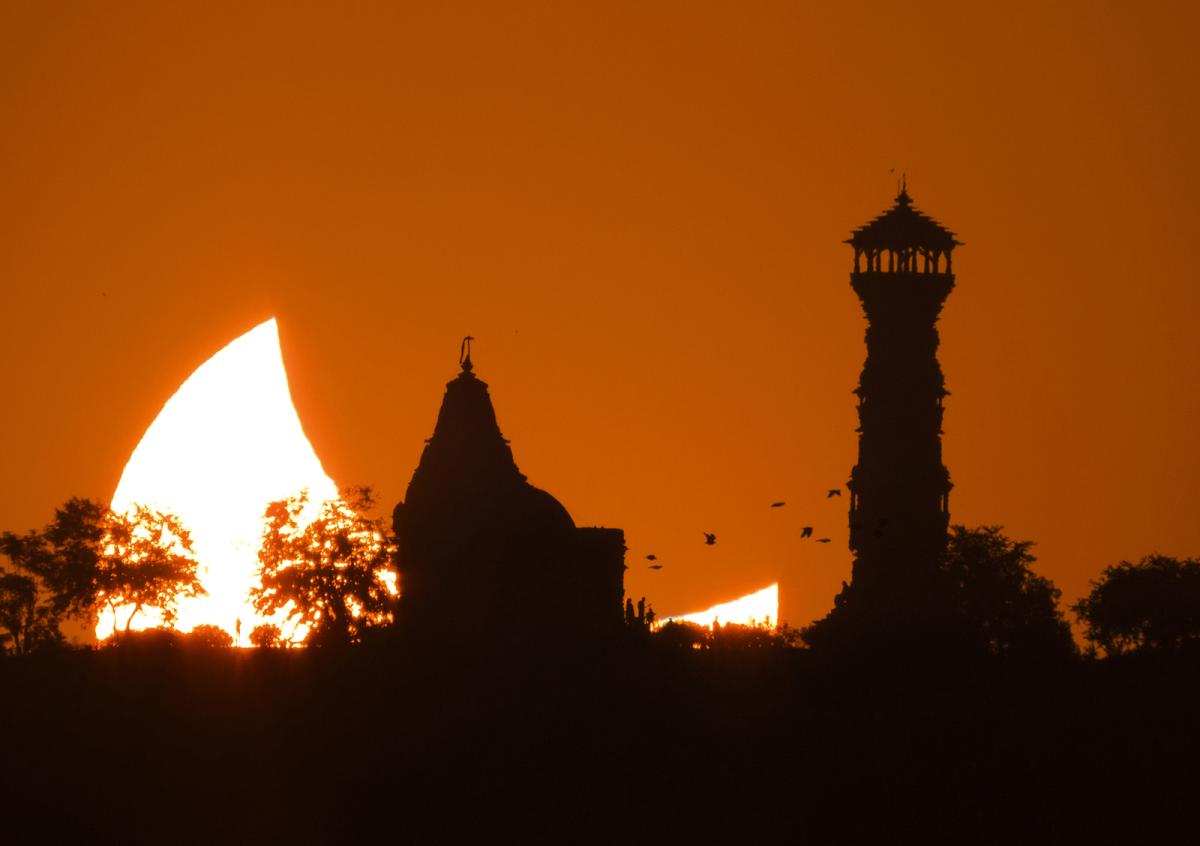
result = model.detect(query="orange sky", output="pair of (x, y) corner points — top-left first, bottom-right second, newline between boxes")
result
(2, 2), (1199, 629)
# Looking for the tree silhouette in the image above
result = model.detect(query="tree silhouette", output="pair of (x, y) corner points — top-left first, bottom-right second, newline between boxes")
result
(1072, 555), (1200, 656)
(252, 487), (397, 645)
(98, 505), (204, 633)
(106, 626), (180, 650)
(652, 619), (709, 650)
(0, 572), (64, 655)
(651, 619), (802, 652)
(944, 525), (1076, 660)
(1, 498), (203, 635)
(804, 524), (1073, 659)
(188, 624), (233, 648)
(710, 622), (786, 650)
(2, 498), (107, 620)
(249, 623), (283, 649)
(0, 532), (66, 655)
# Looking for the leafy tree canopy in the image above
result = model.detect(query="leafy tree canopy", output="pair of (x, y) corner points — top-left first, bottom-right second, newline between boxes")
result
(651, 619), (803, 651)
(99, 505), (205, 633)
(0, 570), (64, 655)
(1, 522), (72, 655)
(252, 487), (397, 646)
(943, 525), (1076, 660)
(249, 623), (283, 649)
(652, 620), (709, 650)
(1072, 555), (1200, 656)
(188, 624), (233, 648)
(1, 498), (204, 637)
(802, 525), (1075, 660)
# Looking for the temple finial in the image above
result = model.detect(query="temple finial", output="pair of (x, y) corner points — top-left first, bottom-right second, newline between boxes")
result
(459, 335), (475, 372)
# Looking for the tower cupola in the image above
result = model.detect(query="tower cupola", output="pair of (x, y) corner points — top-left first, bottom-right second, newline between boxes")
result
(845, 182), (963, 274)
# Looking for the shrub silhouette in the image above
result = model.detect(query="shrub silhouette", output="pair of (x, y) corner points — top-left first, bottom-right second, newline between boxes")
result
(652, 619), (709, 650)
(249, 623), (283, 649)
(652, 619), (802, 652)
(710, 621), (802, 651)
(188, 624), (233, 648)
(105, 626), (181, 651)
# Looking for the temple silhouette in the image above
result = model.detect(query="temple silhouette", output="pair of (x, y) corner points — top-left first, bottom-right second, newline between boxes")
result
(392, 338), (627, 640)
(836, 183), (963, 621)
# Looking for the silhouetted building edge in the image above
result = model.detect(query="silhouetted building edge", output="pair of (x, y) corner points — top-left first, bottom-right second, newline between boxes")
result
(834, 184), (962, 626)
(393, 342), (626, 642)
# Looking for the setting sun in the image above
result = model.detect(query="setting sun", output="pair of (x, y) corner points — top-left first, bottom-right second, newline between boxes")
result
(660, 583), (779, 630)
(4, 3), (1199, 838)
(101, 318), (338, 641)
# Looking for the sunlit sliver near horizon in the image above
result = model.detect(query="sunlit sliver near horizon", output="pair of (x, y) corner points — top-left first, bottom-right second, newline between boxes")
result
(662, 583), (778, 629)
(101, 318), (338, 641)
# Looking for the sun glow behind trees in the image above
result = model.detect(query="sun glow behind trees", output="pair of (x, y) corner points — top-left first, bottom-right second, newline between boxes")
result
(101, 319), (338, 641)
(661, 583), (779, 630)
(102, 317), (779, 643)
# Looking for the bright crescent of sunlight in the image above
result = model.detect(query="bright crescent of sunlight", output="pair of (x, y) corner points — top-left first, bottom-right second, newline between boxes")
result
(100, 318), (338, 642)
(662, 583), (778, 630)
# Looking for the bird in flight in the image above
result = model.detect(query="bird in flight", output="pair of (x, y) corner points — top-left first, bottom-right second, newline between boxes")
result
(645, 554), (657, 561)
(826, 489), (842, 498)
(816, 538), (832, 544)
(704, 533), (717, 546)
(801, 526), (813, 539)
(770, 501), (786, 508)
(648, 564), (663, 570)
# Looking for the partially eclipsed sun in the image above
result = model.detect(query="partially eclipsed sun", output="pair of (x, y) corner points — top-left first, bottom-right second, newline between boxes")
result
(661, 583), (778, 630)
(102, 317), (777, 643)
(101, 319), (338, 642)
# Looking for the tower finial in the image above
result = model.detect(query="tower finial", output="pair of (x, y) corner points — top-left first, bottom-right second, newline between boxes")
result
(459, 335), (475, 372)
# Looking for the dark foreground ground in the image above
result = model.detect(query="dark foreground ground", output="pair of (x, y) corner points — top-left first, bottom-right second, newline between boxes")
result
(1, 639), (1196, 844)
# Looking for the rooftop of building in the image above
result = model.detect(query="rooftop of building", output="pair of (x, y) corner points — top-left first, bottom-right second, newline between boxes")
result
(845, 182), (962, 252)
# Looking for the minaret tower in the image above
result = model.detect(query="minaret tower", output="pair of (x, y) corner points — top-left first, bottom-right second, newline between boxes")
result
(844, 182), (962, 609)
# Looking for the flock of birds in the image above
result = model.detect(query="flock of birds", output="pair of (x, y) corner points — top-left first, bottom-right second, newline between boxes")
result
(644, 486), (846, 570)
